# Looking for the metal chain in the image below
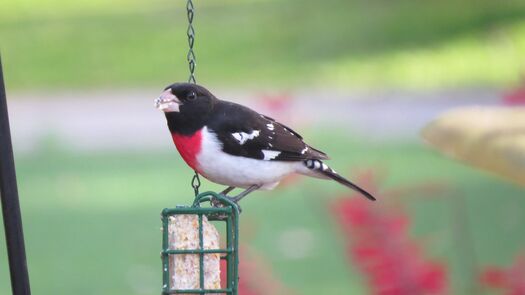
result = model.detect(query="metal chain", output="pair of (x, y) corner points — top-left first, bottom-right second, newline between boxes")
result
(187, 0), (200, 196)
(186, 0), (197, 84)
(191, 172), (201, 197)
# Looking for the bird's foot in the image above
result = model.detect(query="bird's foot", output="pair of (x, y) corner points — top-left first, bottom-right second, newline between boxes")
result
(210, 194), (242, 213)
(210, 195), (222, 208)
(209, 184), (259, 213)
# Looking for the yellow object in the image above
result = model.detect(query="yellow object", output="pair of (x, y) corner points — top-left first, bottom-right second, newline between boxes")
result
(421, 106), (525, 186)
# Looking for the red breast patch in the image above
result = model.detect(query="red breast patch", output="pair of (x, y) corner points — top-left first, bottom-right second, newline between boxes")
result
(171, 130), (202, 172)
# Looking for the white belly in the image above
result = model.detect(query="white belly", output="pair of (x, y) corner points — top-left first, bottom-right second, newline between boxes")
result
(196, 127), (298, 189)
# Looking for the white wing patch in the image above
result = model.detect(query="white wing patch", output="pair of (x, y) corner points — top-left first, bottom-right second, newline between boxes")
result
(262, 150), (281, 160)
(266, 123), (275, 131)
(231, 130), (260, 145)
(301, 146), (309, 154)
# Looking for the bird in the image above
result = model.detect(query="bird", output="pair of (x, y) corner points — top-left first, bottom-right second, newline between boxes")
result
(155, 82), (376, 203)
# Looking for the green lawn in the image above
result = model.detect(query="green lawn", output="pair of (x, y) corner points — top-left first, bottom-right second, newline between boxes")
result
(1, 131), (524, 294)
(2, 0), (525, 90)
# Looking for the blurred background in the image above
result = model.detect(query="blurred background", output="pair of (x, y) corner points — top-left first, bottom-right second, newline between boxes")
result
(1, 0), (525, 294)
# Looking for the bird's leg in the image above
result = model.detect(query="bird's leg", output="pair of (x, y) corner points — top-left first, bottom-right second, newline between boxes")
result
(211, 185), (260, 212)
(228, 184), (260, 204)
(220, 186), (235, 196)
(211, 186), (236, 208)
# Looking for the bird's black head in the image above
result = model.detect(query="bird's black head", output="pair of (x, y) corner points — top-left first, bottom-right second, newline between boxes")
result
(155, 82), (217, 134)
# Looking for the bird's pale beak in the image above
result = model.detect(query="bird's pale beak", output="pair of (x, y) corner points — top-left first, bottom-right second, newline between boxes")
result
(154, 89), (181, 112)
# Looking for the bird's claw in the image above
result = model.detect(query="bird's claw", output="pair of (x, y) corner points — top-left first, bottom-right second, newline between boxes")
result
(210, 194), (226, 208)
(210, 194), (242, 213)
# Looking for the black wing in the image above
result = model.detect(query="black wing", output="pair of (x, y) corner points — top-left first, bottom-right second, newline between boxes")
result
(207, 101), (329, 161)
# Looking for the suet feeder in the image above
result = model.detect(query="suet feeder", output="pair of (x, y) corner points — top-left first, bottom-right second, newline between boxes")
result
(161, 191), (240, 294)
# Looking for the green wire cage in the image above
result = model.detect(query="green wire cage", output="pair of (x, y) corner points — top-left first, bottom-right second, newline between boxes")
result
(161, 191), (240, 294)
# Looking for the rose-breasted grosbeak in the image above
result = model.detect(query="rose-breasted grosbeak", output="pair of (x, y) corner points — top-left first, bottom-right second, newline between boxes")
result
(155, 83), (375, 202)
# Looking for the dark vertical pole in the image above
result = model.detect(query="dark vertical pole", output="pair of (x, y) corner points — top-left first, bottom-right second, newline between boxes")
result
(0, 55), (32, 295)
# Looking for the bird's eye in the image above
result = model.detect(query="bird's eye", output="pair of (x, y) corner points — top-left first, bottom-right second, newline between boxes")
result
(187, 92), (197, 101)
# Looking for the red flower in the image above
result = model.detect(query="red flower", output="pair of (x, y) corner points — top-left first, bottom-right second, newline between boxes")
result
(480, 255), (525, 295)
(503, 85), (525, 106)
(481, 267), (507, 288)
(256, 93), (293, 115)
(330, 172), (448, 295)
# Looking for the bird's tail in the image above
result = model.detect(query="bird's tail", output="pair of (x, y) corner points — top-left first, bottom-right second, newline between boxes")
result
(301, 159), (376, 201)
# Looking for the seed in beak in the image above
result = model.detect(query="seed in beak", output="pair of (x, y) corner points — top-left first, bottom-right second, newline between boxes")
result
(155, 90), (181, 112)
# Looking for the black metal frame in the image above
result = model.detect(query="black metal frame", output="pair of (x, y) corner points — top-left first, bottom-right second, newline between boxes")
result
(0, 55), (32, 295)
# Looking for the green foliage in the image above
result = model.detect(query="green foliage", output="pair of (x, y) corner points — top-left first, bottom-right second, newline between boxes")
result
(1, 133), (524, 294)
(2, 0), (525, 90)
